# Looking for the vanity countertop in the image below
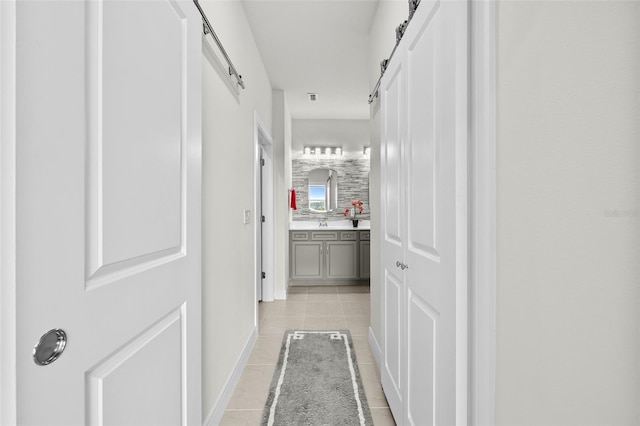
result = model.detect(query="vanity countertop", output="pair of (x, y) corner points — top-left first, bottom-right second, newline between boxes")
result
(289, 220), (371, 231)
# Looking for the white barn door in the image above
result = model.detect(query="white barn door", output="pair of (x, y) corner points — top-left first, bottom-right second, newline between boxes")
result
(380, 0), (467, 424)
(380, 51), (406, 419)
(15, 1), (202, 424)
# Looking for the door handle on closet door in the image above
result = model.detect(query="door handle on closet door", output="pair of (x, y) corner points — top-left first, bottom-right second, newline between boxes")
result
(396, 261), (409, 270)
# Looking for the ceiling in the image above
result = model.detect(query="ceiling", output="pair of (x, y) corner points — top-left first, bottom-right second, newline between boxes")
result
(242, 0), (380, 120)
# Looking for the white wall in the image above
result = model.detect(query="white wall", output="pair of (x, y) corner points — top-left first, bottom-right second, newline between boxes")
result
(496, 1), (640, 424)
(292, 119), (370, 154)
(200, 1), (273, 420)
(367, 0), (409, 354)
(272, 90), (291, 299)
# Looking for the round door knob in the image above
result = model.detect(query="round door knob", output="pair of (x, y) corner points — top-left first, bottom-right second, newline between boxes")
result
(33, 329), (67, 366)
(396, 261), (402, 268)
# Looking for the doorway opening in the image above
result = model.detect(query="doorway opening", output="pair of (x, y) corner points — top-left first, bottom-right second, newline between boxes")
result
(254, 112), (274, 305)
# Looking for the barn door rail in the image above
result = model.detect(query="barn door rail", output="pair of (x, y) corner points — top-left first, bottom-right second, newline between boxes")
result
(192, 0), (246, 89)
(368, 0), (420, 104)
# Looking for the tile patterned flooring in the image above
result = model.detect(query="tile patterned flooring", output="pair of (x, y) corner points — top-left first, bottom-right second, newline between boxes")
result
(220, 285), (396, 425)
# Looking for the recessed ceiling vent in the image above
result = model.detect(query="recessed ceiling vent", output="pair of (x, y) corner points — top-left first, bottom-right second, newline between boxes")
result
(307, 93), (318, 102)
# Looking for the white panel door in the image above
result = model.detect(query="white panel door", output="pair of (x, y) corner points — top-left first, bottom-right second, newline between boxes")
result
(404, 1), (463, 424)
(379, 0), (467, 424)
(15, 1), (202, 425)
(380, 54), (406, 419)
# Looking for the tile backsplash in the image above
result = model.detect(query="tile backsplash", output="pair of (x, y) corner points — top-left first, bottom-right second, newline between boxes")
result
(291, 154), (370, 221)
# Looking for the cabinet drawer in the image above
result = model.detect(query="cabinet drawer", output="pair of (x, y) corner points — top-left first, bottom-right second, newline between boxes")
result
(311, 231), (338, 241)
(291, 231), (309, 241)
(339, 231), (357, 241)
(360, 231), (370, 241)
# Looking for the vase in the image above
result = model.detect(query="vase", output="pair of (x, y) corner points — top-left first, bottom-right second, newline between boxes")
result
(352, 219), (359, 228)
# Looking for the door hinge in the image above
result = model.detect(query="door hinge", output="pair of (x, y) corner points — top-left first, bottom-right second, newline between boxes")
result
(261, 215), (266, 223)
(260, 158), (265, 166)
(261, 272), (266, 279)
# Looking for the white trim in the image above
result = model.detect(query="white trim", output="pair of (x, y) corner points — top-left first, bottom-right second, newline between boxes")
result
(254, 112), (262, 306)
(469, 0), (497, 425)
(367, 326), (382, 369)
(0, 0), (17, 424)
(203, 327), (258, 426)
(254, 111), (275, 304)
(274, 288), (288, 301)
(456, 0), (470, 423)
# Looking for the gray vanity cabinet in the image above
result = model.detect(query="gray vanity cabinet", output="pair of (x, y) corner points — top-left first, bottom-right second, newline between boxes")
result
(290, 230), (368, 283)
(359, 231), (371, 280)
(290, 240), (323, 279)
(326, 242), (358, 279)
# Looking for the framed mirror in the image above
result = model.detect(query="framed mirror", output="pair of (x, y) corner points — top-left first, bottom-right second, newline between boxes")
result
(308, 168), (338, 212)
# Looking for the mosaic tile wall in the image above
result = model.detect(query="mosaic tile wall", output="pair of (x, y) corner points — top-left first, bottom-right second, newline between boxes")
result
(291, 155), (370, 221)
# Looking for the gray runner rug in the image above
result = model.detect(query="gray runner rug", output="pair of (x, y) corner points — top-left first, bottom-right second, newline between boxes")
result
(261, 330), (374, 426)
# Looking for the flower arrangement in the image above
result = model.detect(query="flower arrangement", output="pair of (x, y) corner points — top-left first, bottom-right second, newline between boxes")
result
(344, 200), (364, 222)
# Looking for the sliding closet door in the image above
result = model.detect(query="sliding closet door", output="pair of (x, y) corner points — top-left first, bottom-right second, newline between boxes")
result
(380, 51), (406, 419)
(403, 0), (466, 424)
(379, 0), (467, 424)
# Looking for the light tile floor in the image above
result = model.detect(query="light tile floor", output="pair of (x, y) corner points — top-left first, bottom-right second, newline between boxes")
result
(220, 285), (396, 425)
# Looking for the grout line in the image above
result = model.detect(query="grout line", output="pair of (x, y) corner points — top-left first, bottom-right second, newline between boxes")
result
(302, 285), (308, 328)
(223, 409), (263, 412)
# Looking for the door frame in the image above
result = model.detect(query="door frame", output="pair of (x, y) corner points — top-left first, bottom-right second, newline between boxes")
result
(0, 0), (17, 423)
(469, 0), (497, 424)
(253, 112), (274, 305)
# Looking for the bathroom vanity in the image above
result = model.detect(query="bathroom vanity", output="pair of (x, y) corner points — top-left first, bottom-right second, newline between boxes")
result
(289, 228), (370, 285)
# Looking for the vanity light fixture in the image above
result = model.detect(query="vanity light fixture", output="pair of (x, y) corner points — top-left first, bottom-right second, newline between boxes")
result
(303, 146), (344, 156)
(364, 146), (371, 156)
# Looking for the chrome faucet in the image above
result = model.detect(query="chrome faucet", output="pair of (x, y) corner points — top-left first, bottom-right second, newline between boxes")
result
(319, 217), (328, 227)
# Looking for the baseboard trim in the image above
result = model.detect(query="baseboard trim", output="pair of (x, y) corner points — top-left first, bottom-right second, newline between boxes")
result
(203, 326), (258, 426)
(275, 289), (287, 300)
(368, 326), (382, 369)
(275, 281), (288, 300)
(289, 279), (370, 286)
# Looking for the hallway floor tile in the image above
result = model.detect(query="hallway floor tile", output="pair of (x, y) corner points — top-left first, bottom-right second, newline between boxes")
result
(220, 285), (395, 425)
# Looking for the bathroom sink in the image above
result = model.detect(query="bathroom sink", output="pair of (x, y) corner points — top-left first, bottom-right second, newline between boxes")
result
(289, 220), (370, 230)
